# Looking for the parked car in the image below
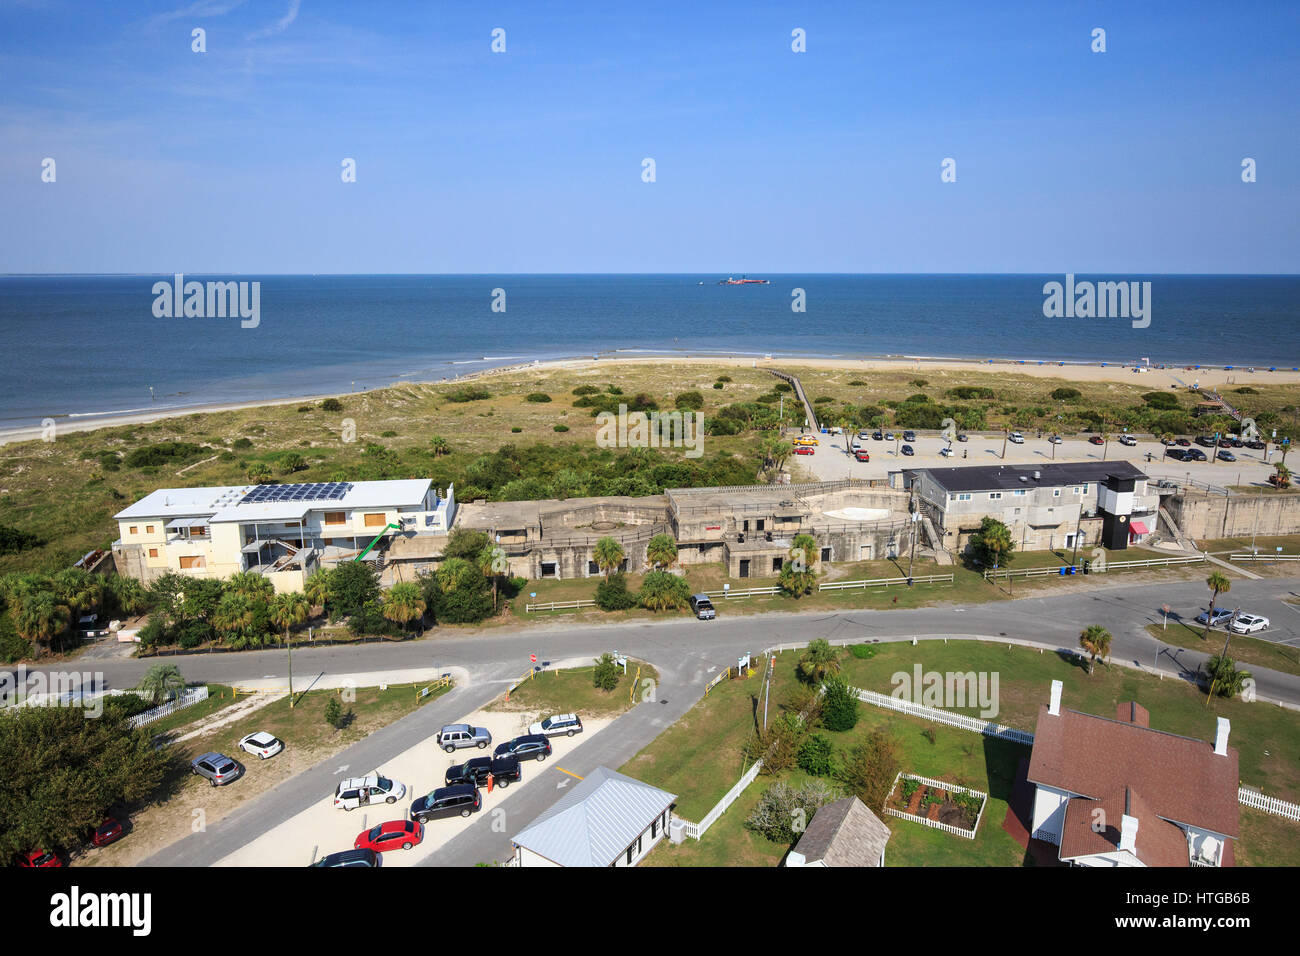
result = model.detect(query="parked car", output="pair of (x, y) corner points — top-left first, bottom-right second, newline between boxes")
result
(238, 731), (284, 760)
(1008, 432), (1025, 444)
(494, 734), (552, 762)
(792, 436), (818, 447)
(1185, 448), (1208, 461)
(690, 593), (716, 619)
(854, 449), (871, 462)
(1175, 438), (1191, 446)
(794, 444), (814, 455)
(1229, 614), (1269, 634)
(902, 430), (917, 442)
(17, 849), (64, 868)
(871, 430), (884, 441)
(857, 431), (871, 441)
(334, 774), (407, 810)
(1196, 436), (1217, 447)
(445, 755), (522, 789)
(1194, 608), (1235, 627)
(900, 444), (914, 456)
(938, 446), (954, 457)
(354, 819), (423, 853)
(1160, 436), (1175, 446)
(436, 724), (492, 753)
(1048, 435), (1063, 444)
(1217, 450), (1236, 462)
(1227, 437), (1244, 448)
(1245, 440), (1266, 450)
(956, 433), (969, 442)
(410, 784), (481, 823)
(529, 713), (584, 738)
(1165, 448), (1187, 461)
(1088, 435), (1105, 445)
(90, 817), (125, 848)
(885, 432), (896, 442)
(310, 848), (382, 868)
(1118, 435), (1138, 446)
(191, 752), (243, 787)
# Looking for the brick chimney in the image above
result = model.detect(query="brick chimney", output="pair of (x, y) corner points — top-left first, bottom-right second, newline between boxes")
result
(1214, 717), (1231, 756)
(1048, 679), (1063, 716)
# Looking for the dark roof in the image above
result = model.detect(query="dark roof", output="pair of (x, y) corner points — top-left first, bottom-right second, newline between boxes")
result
(789, 796), (891, 867)
(1028, 704), (1238, 838)
(909, 460), (1147, 494)
(1058, 787), (1191, 867)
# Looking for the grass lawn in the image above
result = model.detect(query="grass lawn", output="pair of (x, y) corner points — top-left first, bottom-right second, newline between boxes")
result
(1198, 533), (1300, 555)
(1235, 808), (1300, 867)
(141, 684), (237, 736)
(641, 774), (793, 867)
(486, 661), (659, 718)
(1146, 621), (1300, 678)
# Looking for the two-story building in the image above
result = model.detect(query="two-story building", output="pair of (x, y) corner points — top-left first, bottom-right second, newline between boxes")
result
(112, 480), (456, 593)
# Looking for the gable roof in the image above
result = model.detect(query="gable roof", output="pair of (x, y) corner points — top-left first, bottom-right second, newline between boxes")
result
(790, 796), (891, 867)
(512, 767), (675, 867)
(1058, 787), (1191, 867)
(1028, 704), (1238, 838)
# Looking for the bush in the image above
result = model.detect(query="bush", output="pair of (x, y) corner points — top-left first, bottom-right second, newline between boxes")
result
(595, 573), (637, 611)
(838, 727), (902, 814)
(1141, 391), (1181, 410)
(232, 437), (253, 449)
(553, 424), (569, 432)
(675, 390), (704, 410)
(525, 392), (552, 403)
(848, 379), (866, 386)
(820, 675), (860, 732)
(572, 385), (600, 396)
(638, 570), (690, 611)
(1049, 387), (1081, 401)
(446, 386), (491, 403)
(0, 523), (44, 555)
(123, 441), (203, 468)
(605, 384), (623, 395)
(511, 426), (522, 433)
(745, 780), (840, 843)
(797, 734), (837, 777)
(715, 375), (732, 383)
(712, 382), (724, 389)
(947, 386), (995, 400)
(321, 398), (343, 412)
(593, 652), (621, 691)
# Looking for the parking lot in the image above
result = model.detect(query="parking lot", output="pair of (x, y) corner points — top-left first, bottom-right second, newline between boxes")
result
(215, 707), (612, 867)
(798, 430), (1285, 488)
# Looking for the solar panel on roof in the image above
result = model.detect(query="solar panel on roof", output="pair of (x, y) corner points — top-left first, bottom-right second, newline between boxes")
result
(238, 482), (352, 505)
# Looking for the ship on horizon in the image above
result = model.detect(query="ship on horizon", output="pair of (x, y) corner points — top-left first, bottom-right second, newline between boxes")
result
(717, 275), (770, 285)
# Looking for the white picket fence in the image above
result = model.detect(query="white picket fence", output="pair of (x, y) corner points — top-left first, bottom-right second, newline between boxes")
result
(675, 759), (764, 840)
(704, 586), (783, 599)
(983, 553), (1205, 581)
(525, 599), (597, 612)
(1238, 788), (1300, 821)
(1229, 554), (1300, 563)
(885, 772), (988, 840)
(128, 686), (209, 728)
(820, 573), (954, 590)
(855, 688), (1035, 745)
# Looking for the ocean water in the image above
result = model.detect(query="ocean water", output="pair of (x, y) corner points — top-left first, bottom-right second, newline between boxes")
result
(0, 274), (1296, 428)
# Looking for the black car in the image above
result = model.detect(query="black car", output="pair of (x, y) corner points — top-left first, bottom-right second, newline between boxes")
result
(1185, 448), (1207, 461)
(900, 444), (915, 456)
(1196, 436), (1217, 447)
(310, 848), (382, 868)
(1165, 448), (1187, 461)
(1228, 437), (1244, 448)
(493, 734), (552, 762)
(1245, 440), (1266, 450)
(444, 755), (522, 789)
(871, 430), (883, 441)
(956, 433), (969, 442)
(1217, 450), (1236, 462)
(410, 784), (482, 822)
(902, 430), (917, 442)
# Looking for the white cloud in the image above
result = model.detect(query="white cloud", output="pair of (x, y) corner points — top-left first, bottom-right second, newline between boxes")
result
(246, 0), (300, 41)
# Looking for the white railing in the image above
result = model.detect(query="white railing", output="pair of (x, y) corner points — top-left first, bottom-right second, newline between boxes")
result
(128, 686), (210, 729)
(1229, 554), (1300, 563)
(820, 573), (954, 590)
(676, 760), (765, 840)
(855, 688), (1036, 745)
(1238, 788), (1300, 821)
(525, 599), (597, 612)
(885, 772), (988, 840)
(982, 554), (1205, 580)
(704, 586), (783, 599)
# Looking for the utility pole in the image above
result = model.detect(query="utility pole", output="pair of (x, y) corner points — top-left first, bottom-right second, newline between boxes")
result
(762, 655), (774, 731)
(1071, 506), (1085, 566)
(287, 635), (294, 708)
(1250, 492), (1263, 555)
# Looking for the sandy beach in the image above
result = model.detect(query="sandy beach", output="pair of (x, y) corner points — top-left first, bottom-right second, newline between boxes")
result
(3, 353), (1296, 446)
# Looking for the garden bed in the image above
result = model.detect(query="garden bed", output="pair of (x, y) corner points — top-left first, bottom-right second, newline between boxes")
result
(887, 772), (988, 839)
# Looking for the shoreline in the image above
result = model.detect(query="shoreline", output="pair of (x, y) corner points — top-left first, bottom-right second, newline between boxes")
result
(3, 352), (1298, 446)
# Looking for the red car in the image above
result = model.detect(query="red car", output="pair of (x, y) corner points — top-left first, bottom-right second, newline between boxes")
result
(355, 819), (424, 853)
(854, 450), (870, 462)
(1088, 436), (1105, 445)
(91, 817), (125, 848)
(794, 445), (814, 456)
(18, 849), (64, 868)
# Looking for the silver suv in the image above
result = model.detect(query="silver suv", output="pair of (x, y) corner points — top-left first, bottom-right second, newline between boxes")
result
(192, 752), (243, 787)
(436, 724), (492, 753)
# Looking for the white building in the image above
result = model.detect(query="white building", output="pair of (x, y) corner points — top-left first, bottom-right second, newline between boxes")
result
(112, 479), (456, 593)
(511, 767), (675, 867)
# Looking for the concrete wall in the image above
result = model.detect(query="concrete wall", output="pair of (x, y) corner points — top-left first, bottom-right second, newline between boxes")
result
(1168, 490), (1300, 541)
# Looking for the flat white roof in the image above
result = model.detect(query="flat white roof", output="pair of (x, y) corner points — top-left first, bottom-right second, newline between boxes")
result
(115, 478), (433, 523)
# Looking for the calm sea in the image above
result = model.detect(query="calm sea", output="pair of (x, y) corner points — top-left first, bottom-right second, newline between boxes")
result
(0, 274), (1296, 428)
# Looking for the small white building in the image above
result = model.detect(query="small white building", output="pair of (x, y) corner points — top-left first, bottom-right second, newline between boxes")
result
(511, 767), (675, 867)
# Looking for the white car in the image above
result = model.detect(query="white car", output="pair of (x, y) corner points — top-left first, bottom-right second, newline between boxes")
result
(1008, 432), (1025, 444)
(1118, 435), (1138, 446)
(1048, 435), (1064, 444)
(238, 731), (284, 760)
(528, 713), (584, 738)
(1229, 614), (1269, 634)
(333, 774), (406, 810)
(939, 446), (955, 457)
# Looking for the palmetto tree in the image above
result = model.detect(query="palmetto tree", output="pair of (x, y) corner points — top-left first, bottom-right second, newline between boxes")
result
(138, 663), (186, 705)
(1160, 432), (1174, 460)
(797, 638), (841, 684)
(646, 533), (678, 570)
(593, 536), (625, 582)
(429, 436), (450, 457)
(475, 545), (505, 610)
(1205, 654), (1251, 701)
(381, 582), (427, 634)
(53, 568), (104, 620)
(1078, 625), (1112, 675)
(228, 570), (274, 602)
(1204, 571), (1232, 640)
(1099, 432), (1111, 461)
(1276, 462), (1292, 486)
(13, 591), (71, 658)
(108, 575), (150, 616)
(213, 592), (258, 644)
(304, 569), (333, 613)
(269, 591), (311, 643)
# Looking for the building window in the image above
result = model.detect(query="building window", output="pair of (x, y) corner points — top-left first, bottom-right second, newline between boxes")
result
(820, 547), (831, 562)
(324, 511), (346, 525)
(179, 556), (203, 569)
(957, 493), (971, 501)
(1082, 484), (1089, 493)
(146, 525), (155, 534)
(626, 844), (634, 865)
(651, 818), (658, 839)
(148, 548), (158, 558)
(363, 512), (386, 528)
(772, 557), (783, 572)
(1013, 489), (1025, 496)
(129, 526), (138, 535)
(1053, 489), (1061, 497)
(989, 492), (1002, 500)
(588, 561), (599, 575)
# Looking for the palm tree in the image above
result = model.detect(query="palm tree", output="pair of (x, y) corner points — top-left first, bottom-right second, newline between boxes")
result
(429, 436), (450, 457)
(108, 575), (150, 617)
(593, 536), (625, 581)
(1204, 571), (1232, 639)
(646, 533), (678, 570)
(13, 591), (71, 657)
(138, 663), (186, 705)
(1205, 654), (1251, 701)
(381, 582), (426, 634)
(475, 545), (504, 610)
(269, 591), (310, 643)
(213, 592), (257, 645)
(797, 638), (840, 683)
(228, 570), (274, 601)
(1275, 462), (1291, 488)
(1099, 432), (1111, 461)
(761, 434), (791, 482)
(246, 462), (272, 484)
(1078, 625), (1112, 675)
(304, 569), (333, 613)
(53, 568), (103, 621)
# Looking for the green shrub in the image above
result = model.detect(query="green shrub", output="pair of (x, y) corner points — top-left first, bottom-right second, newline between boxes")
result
(1141, 391), (1181, 410)
(797, 734), (837, 777)
(745, 780), (840, 843)
(123, 441), (204, 468)
(821, 675), (860, 732)
(595, 573), (637, 611)
(321, 398), (343, 412)
(715, 375), (732, 383)
(675, 390), (704, 410)
(232, 437), (253, 449)
(445, 386), (491, 403)
(712, 382), (724, 389)
(593, 652), (621, 691)
(553, 424), (569, 432)
(1048, 387), (1081, 401)
(947, 386), (995, 400)
(511, 426), (522, 433)
(572, 385), (600, 396)
(525, 392), (552, 403)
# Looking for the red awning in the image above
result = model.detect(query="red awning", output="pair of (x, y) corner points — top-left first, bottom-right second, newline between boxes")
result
(1129, 521), (1150, 535)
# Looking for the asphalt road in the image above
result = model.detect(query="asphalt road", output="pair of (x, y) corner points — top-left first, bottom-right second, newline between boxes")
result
(27, 573), (1294, 866)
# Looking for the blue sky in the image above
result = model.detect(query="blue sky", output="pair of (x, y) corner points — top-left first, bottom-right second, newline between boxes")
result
(1, 0), (1296, 273)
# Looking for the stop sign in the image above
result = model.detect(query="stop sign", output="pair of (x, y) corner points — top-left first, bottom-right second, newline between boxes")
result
(530, 654), (537, 664)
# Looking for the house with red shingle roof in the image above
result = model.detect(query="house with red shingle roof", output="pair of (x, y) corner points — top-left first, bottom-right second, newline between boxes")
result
(1026, 681), (1238, 867)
